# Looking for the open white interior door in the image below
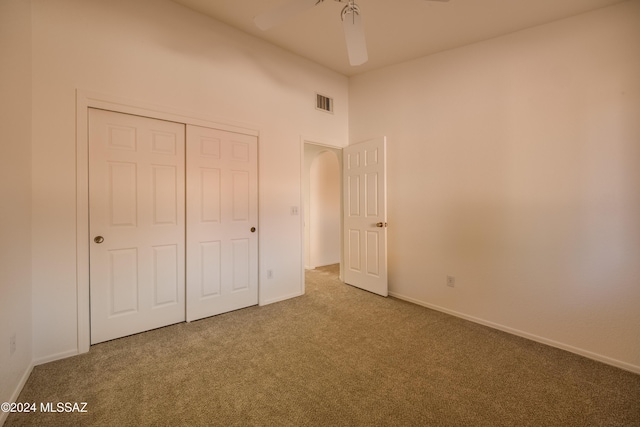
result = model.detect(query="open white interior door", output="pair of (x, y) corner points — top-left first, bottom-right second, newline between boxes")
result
(343, 137), (388, 296)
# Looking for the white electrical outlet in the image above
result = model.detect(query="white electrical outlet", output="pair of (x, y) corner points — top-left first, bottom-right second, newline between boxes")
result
(290, 206), (299, 216)
(10, 333), (16, 355)
(446, 276), (455, 287)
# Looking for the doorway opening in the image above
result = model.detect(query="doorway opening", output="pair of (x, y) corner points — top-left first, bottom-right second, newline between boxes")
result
(303, 142), (342, 279)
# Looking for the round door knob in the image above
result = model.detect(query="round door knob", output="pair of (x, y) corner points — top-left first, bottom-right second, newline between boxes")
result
(94, 236), (105, 244)
(250, 227), (256, 233)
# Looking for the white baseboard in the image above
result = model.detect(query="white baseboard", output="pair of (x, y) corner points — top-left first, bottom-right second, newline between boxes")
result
(33, 349), (79, 367)
(260, 290), (304, 306)
(389, 291), (640, 375)
(0, 361), (34, 426)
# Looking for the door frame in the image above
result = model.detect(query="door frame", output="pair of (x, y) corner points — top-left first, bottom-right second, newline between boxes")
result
(76, 89), (260, 353)
(299, 137), (345, 293)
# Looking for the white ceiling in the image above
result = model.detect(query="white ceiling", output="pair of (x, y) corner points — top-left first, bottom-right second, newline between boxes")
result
(171, 0), (627, 76)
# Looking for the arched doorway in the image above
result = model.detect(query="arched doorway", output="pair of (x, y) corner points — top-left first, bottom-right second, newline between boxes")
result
(303, 143), (342, 270)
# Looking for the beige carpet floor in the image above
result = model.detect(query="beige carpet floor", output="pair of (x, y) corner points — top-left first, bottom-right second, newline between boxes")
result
(6, 264), (640, 426)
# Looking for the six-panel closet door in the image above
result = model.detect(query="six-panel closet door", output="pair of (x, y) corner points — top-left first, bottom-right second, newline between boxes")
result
(88, 109), (258, 344)
(89, 109), (187, 344)
(185, 125), (258, 322)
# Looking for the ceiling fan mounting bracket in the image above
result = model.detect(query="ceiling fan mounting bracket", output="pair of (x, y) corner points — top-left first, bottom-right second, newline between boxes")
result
(340, 1), (361, 21)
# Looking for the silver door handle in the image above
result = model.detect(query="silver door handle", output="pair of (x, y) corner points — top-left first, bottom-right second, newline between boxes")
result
(94, 236), (105, 244)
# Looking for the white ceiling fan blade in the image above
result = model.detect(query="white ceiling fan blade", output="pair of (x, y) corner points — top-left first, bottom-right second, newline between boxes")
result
(254, 0), (321, 31)
(342, 8), (368, 66)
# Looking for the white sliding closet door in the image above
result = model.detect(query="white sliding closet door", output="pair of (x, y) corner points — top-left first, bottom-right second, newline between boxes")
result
(186, 125), (259, 321)
(89, 109), (259, 344)
(89, 108), (186, 344)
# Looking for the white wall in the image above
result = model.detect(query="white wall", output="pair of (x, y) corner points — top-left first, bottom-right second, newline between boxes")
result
(30, 0), (348, 362)
(349, 0), (640, 371)
(0, 0), (33, 417)
(310, 151), (341, 267)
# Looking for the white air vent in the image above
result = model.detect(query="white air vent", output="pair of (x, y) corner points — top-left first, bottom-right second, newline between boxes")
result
(316, 93), (333, 113)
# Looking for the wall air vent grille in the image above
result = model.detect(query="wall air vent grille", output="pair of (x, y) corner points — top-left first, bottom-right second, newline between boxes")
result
(316, 93), (333, 113)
